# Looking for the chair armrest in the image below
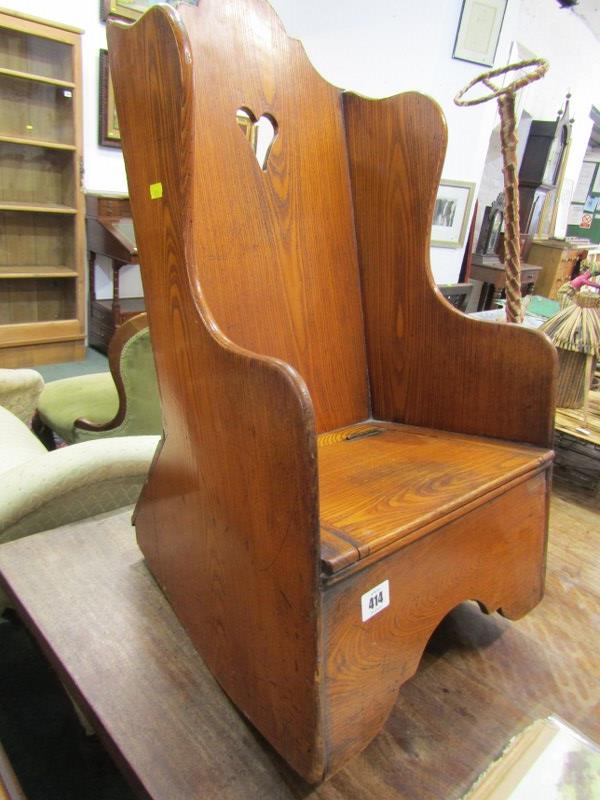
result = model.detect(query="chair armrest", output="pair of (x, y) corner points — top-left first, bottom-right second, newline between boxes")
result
(130, 302), (324, 778)
(345, 91), (556, 448)
(0, 435), (160, 543)
(401, 300), (557, 447)
(109, 6), (323, 775)
(0, 368), (44, 424)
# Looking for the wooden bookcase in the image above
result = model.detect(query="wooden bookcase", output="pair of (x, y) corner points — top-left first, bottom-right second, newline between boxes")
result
(0, 9), (85, 367)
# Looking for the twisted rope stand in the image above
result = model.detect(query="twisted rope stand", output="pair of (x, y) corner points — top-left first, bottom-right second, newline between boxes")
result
(455, 59), (548, 323)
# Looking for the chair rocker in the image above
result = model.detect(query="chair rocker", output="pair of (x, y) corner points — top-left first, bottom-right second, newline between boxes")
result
(108, 0), (556, 783)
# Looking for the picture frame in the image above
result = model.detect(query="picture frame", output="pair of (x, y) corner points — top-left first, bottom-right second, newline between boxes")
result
(236, 111), (258, 152)
(431, 180), (476, 249)
(98, 49), (121, 148)
(100, 0), (157, 21)
(452, 0), (508, 67)
(100, 0), (197, 22)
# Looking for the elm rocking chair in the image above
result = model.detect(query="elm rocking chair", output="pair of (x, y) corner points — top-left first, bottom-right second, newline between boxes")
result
(108, 0), (556, 783)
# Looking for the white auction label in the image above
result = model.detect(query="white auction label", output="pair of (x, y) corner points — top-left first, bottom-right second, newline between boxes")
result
(361, 579), (390, 622)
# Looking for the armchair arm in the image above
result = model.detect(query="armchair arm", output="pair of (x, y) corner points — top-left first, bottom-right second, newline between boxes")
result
(0, 368), (44, 424)
(131, 310), (324, 779)
(0, 435), (160, 544)
(109, 7), (322, 777)
(400, 296), (556, 447)
(345, 91), (556, 448)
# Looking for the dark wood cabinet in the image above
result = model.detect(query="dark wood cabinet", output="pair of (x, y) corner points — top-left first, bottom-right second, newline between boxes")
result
(470, 254), (542, 310)
(86, 192), (141, 352)
(519, 96), (571, 240)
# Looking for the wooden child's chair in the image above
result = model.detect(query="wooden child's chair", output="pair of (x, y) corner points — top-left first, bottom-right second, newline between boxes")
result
(108, 0), (556, 783)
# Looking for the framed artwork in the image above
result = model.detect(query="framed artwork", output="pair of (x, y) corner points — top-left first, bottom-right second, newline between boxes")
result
(101, 0), (197, 22)
(98, 49), (120, 148)
(452, 0), (508, 67)
(567, 204), (584, 227)
(431, 180), (476, 248)
(236, 110), (258, 152)
(101, 0), (158, 21)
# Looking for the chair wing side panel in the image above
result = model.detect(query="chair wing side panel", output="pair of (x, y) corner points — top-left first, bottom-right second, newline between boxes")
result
(344, 92), (556, 448)
(108, 8), (325, 781)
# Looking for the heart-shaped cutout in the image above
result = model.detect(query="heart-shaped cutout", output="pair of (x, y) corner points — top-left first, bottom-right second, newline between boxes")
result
(236, 108), (278, 171)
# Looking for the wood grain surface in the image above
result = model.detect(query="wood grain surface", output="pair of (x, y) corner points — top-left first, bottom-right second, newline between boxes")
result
(109, 6), (325, 778)
(0, 485), (596, 800)
(110, 0), (368, 435)
(322, 472), (548, 775)
(318, 422), (551, 573)
(107, 0), (555, 782)
(344, 92), (557, 448)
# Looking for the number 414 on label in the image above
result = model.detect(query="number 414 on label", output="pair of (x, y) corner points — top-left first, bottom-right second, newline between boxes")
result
(361, 579), (390, 622)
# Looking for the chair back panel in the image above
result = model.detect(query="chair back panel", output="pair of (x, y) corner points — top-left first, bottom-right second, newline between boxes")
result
(119, 328), (162, 435)
(161, 0), (370, 432)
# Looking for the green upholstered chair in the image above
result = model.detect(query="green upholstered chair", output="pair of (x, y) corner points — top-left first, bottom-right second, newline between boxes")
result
(0, 367), (44, 424)
(0, 404), (160, 610)
(34, 313), (162, 448)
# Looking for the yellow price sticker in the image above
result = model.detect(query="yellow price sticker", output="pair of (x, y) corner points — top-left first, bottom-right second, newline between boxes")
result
(149, 182), (163, 200)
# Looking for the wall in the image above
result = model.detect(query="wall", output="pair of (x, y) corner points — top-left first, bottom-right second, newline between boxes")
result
(269, 0), (508, 282)
(3, 0), (599, 289)
(269, 0), (600, 280)
(515, 0), (599, 207)
(476, 2), (600, 247)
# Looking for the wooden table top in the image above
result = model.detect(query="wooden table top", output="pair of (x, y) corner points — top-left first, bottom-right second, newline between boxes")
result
(555, 389), (600, 445)
(1, 505), (598, 799)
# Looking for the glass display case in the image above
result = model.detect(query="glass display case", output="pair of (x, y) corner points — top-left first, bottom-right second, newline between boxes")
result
(0, 10), (85, 366)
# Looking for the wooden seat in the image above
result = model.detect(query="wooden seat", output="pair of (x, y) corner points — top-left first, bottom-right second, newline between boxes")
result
(318, 422), (552, 574)
(107, 0), (556, 783)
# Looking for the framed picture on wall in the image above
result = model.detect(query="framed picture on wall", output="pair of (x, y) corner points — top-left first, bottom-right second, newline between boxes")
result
(101, 0), (158, 21)
(100, 0), (197, 22)
(99, 49), (121, 148)
(431, 180), (476, 248)
(452, 0), (508, 67)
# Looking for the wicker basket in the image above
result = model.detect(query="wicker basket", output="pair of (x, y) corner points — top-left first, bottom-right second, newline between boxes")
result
(541, 292), (600, 409)
(556, 350), (590, 408)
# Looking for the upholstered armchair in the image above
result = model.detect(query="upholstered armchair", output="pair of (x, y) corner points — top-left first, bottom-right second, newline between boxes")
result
(0, 404), (159, 610)
(34, 313), (161, 448)
(0, 368), (44, 424)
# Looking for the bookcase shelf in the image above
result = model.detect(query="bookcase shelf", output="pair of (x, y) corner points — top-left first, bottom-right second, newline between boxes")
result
(0, 72), (75, 145)
(0, 66), (75, 88)
(0, 10), (84, 366)
(0, 202), (77, 213)
(0, 134), (76, 150)
(0, 265), (77, 279)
